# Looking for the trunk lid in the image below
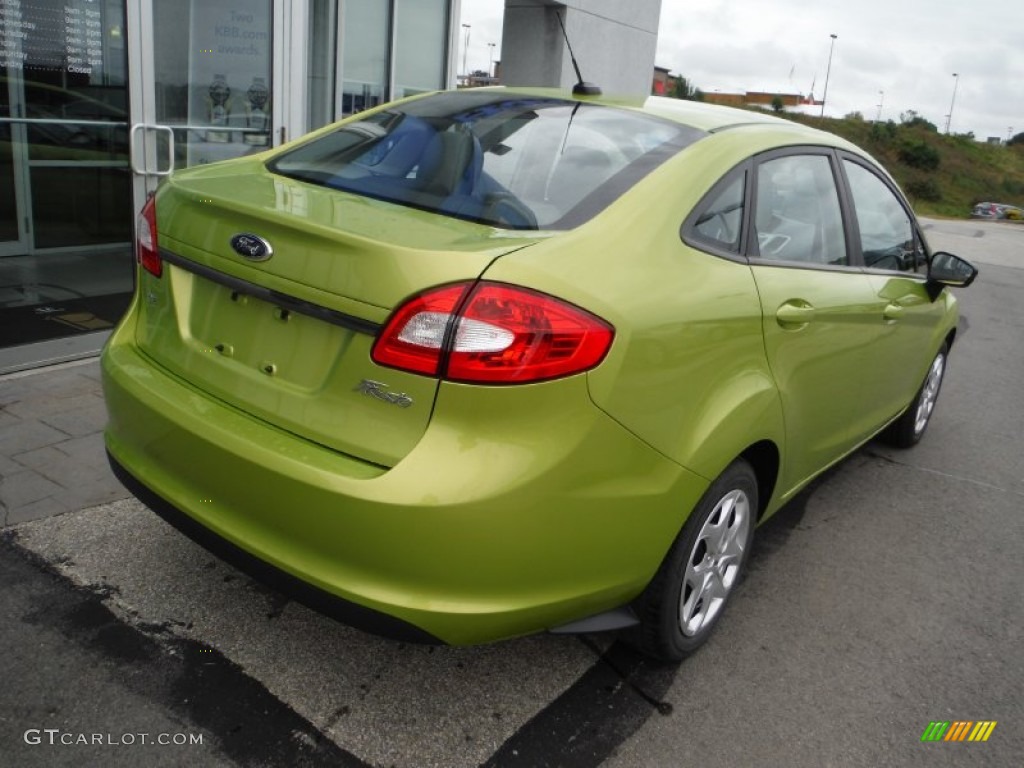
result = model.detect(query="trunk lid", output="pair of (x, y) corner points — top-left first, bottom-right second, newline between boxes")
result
(135, 158), (543, 467)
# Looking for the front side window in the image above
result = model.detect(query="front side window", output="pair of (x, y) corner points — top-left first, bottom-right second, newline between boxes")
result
(268, 91), (705, 230)
(843, 160), (923, 272)
(753, 154), (847, 266)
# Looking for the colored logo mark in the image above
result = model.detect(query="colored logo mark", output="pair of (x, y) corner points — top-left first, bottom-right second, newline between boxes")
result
(921, 721), (997, 742)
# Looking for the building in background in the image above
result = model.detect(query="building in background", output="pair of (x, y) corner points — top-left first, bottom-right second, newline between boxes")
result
(708, 90), (820, 110)
(2, 0), (669, 371)
(500, 0), (662, 98)
(652, 66), (672, 96)
(651, 69), (821, 112)
(0, 0), (461, 372)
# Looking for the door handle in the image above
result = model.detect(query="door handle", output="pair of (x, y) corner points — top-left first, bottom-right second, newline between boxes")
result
(130, 123), (176, 177)
(129, 123), (147, 175)
(883, 302), (905, 321)
(775, 301), (816, 328)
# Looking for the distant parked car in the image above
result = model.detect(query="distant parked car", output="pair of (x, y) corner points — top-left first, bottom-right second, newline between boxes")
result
(971, 201), (1023, 219)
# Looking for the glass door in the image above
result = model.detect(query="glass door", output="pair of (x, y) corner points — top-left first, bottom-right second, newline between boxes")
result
(0, 74), (28, 258)
(0, 0), (133, 366)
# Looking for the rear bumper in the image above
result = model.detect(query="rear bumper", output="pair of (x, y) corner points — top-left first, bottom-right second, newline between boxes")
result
(101, 316), (707, 645)
(107, 451), (440, 644)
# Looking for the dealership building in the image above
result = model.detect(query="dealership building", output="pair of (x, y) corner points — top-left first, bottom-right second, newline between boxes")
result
(0, 0), (659, 372)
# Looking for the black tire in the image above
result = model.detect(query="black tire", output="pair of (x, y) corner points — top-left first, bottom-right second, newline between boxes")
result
(628, 459), (758, 662)
(881, 343), (948, 449)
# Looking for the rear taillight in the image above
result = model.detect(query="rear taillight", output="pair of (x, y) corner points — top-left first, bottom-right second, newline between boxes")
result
(137, 195), (162, 277)
(372, 281), (614, 384)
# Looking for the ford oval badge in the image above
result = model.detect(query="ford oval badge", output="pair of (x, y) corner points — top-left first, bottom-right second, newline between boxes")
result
(230, 233), (273, 262)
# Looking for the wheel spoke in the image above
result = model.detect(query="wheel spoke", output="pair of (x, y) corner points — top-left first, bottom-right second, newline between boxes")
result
(680, 571), (715, 634)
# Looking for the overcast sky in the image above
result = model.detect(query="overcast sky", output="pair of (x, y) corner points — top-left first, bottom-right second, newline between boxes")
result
(458, 0), (1023, 141)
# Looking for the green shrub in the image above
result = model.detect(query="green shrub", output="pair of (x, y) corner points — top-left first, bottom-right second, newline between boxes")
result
(899, 140), (940, 171)
(905, 178), (942, 202)
(870, 120), (898, 141)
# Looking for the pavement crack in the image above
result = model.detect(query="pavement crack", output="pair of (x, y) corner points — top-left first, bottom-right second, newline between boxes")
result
(864, 450), (1024, 498)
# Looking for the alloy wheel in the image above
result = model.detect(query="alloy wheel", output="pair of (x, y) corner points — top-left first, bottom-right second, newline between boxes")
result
(914, 353), (946, 436)
(679, 489), (751, 637)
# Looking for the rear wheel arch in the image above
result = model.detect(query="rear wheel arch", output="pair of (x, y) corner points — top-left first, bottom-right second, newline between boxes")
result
(740, 440), (780, 521)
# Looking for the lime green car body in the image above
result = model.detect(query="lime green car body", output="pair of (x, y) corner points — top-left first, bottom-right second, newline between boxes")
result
(102, 88), (962, 646)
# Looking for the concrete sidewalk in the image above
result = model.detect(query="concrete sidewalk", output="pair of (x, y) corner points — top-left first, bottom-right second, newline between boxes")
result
(0, 358), (128, 527)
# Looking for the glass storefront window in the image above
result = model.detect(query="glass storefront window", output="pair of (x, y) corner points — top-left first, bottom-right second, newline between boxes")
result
(152, 0), (273, 168)
(308, 0), (336, 130)
(1, 0), (133, 351)
(1, 0), (454, 366)
(393, 0), (448, 99)
(340, 0), (389, 116)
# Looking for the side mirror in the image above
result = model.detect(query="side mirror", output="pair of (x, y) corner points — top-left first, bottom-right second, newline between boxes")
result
(928, 251), (978, 288)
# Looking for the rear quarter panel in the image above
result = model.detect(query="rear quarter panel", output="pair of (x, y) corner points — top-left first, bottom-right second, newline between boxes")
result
(482, 132), (796, 496)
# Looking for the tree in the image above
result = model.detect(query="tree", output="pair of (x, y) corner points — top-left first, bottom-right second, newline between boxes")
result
(672, 76), (704, 102)
(771, 96), (785, 113)
(1008, 132), (1024, 146)
(899, 110), (938, 132)
(844, 111), (865, 121)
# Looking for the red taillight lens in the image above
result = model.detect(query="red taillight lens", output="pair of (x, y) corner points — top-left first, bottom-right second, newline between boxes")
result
(371, 283), (471, 376)
(372, 282), (614, 384)
(137, 195), (162, 277)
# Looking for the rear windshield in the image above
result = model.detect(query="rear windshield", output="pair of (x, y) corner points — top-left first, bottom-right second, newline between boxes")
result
(267, 91), (705, 230)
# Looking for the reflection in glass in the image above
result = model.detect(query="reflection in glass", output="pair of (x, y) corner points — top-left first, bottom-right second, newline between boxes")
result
(844, 160), (921, 272)
(755, 155), (847, 266)
(308, 0), (336, 130)
(0, 0), (133, 350)
(153, 0), (272, 166)
(930, 252), (977, 285)
(394, 0), (447, 98)
(341, 0), (389, 116)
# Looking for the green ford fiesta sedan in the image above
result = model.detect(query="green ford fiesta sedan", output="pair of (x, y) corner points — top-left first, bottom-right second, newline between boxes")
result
(102, 88), (977, 661)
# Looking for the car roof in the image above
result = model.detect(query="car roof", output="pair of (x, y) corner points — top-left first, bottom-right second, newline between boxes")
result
(468, 86), (839, 139)
(638, 95), (820, 134)
(468, 86), (827, 132)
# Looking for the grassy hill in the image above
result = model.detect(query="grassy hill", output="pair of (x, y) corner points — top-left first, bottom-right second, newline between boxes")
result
(779, 112), (1024, 217)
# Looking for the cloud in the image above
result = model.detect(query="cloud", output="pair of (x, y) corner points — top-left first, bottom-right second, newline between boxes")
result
(461, 0), (1023, 139)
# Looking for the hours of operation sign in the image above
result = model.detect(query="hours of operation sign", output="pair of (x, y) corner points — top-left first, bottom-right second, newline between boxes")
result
(1, 0), (105, 75)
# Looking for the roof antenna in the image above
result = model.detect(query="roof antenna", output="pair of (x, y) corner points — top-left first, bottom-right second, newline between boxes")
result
(555, 11), (601, 96)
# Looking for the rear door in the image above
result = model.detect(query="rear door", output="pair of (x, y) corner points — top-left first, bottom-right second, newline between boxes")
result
(747, 150), (880, 492)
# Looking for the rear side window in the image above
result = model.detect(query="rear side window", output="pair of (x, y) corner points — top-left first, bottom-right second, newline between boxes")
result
(689, 173), (745, 252)
(268, 91), (704, 230)
(753, 154), (847, 266)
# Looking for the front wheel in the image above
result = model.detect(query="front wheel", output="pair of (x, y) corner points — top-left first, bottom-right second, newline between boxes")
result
(882, 343), (948, 449)
(629, 459), (757, 662)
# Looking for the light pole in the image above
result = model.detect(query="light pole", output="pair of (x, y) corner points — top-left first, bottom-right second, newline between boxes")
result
(945, 73), (959, 134)
(876, 90), (884, 121)
(487, 42), (496, 80)
(820, 34), (838, 118)
(461, 24), (471, 81)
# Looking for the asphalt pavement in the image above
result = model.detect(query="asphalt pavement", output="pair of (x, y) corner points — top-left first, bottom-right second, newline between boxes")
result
(1, 218), (1021, 767)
